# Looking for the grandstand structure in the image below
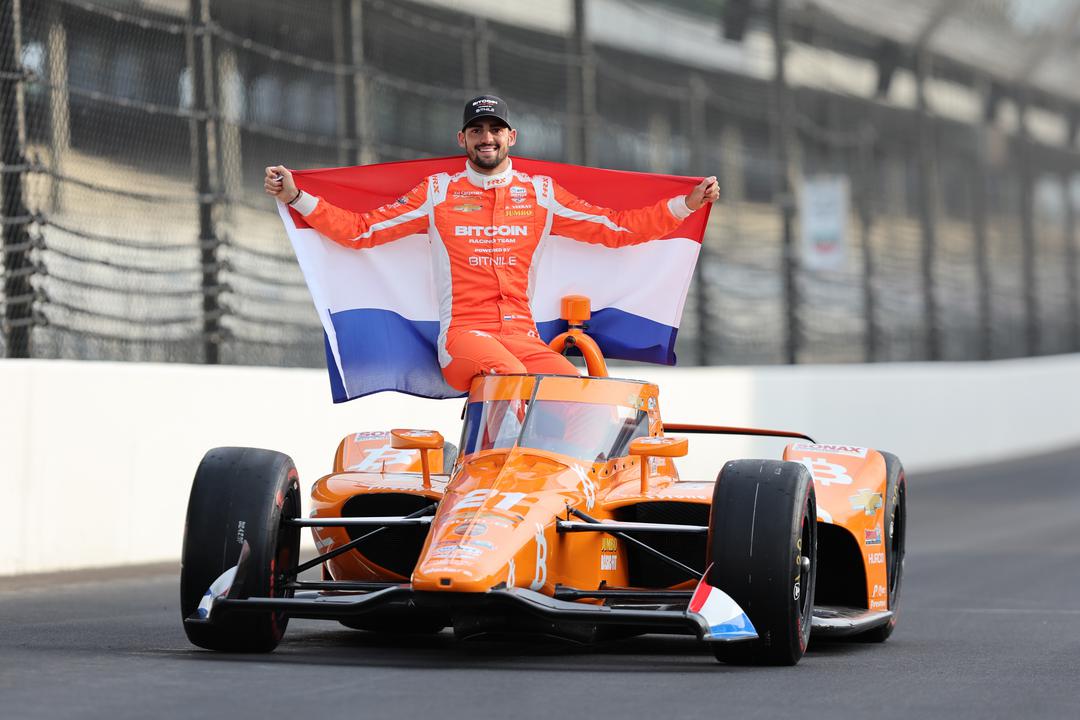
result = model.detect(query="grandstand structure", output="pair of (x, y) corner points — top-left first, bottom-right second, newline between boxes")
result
(3, 0), (1080, 367)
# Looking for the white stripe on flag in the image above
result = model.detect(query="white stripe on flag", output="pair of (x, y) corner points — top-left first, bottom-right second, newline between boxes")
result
(530, 234), (700, 327)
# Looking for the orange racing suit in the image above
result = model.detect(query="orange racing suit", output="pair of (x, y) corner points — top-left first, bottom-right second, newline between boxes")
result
(291, 160), (693, 391)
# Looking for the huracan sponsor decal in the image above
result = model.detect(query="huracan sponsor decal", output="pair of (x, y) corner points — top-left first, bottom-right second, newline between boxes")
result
(868, 552), (885, 565)
(799, 457), (854, 486)
(849, 488), (884, 516)
(792, 443), (868, 458)
(865, 527), (882, 545)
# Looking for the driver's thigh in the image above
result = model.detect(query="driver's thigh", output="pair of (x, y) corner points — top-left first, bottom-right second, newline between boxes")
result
(500, 334), (579, 376)
(442, 330), (527, 391)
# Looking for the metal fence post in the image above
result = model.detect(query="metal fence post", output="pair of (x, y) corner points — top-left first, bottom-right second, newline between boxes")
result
(46, 0), (69, 214)
(188, 0), (220, 364)
(1016, 91), (1038, 356)
(1063, 114), (1078, 353)
(333, 0), (359, 167)
(475, 17), (490, 91)
(349, 0), (375, 165)
(689, 74), (710, 365)
(1064, 165), (1078, 353)
(857, 120), (878, 362)
(972, 80), (994, 360)
(571, 0), (596, 166)
(770, 0), (799, 364)
(1, 0), (32, 358)
(914, 48), (941, 361)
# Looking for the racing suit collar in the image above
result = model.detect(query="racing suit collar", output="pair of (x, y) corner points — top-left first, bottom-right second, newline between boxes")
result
(465, 159), (514, 190)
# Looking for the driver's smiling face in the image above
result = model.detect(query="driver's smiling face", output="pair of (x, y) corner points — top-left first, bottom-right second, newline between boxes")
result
(458, 118), (516, 172)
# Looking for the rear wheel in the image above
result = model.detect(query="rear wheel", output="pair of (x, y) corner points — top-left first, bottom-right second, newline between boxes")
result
(860, 451), (906, 642)
(707, 459), (817, 666)
(180, 447), (301, 652)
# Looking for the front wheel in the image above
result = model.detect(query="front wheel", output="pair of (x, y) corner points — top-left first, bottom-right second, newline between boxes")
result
(707, 459), (817, 666)
(180, 447), (301, 652)
(859, 451), (906, 642)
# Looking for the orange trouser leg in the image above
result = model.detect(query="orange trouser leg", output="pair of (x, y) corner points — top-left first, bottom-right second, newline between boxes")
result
(441, 330), (579, 391)
(498, 334), (579, 376)
(442, 331), (528, 391)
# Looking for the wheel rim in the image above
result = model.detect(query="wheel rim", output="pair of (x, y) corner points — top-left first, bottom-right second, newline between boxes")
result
(887, 481), (905, 602)
(269, 488), (299, 637)
(795, 501), (814, 629)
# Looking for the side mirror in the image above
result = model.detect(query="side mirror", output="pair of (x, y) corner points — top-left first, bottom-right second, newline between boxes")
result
(629, 436), (688, 492)
(390, 429), (444, 488)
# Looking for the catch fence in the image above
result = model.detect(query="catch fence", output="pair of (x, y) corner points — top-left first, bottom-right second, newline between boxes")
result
(3, 0), (1080, 369)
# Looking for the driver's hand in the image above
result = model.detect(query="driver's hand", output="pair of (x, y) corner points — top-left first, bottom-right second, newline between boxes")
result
(686, 176), (719, 211)
(264, 165), (298, 203)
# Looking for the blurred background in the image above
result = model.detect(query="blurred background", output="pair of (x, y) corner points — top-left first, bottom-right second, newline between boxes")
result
(4, 0), (1080, 369)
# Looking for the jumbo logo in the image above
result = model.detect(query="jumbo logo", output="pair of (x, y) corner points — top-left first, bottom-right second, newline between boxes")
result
(455, 225), (529, 236)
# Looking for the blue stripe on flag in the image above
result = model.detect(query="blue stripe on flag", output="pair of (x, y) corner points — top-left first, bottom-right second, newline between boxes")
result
(326, 308), (463, 402)
(537, 307), (678, 366)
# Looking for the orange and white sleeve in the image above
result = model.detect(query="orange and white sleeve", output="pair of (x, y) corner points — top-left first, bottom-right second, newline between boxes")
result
(290, 179), (430, 250)
(538, 176), (692, 249)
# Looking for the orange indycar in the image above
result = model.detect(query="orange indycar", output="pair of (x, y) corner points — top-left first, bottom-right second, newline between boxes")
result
(180, 298), (906, 665)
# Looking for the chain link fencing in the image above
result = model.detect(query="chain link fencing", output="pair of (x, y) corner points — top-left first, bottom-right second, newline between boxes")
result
(3, 0), (1080, 368)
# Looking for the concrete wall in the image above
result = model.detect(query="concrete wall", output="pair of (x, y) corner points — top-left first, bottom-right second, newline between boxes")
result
(2, 355), (1077, 576)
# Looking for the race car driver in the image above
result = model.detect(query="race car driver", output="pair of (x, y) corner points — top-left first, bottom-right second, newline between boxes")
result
(264, 95), (719, 391)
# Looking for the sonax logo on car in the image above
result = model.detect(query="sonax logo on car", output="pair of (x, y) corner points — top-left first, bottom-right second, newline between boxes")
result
(792, 443), (868, 458)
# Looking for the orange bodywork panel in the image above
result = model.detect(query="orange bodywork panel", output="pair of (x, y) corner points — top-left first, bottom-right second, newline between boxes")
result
(333, 431), (444, 474)
(783, 442), (890, 611)
(311, 375), (891, 614)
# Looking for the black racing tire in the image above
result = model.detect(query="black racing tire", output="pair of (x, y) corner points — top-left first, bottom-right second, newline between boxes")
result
(180, 447), (301, 652)
(707, 459), (817, 666)
(859, 451), (906, 642)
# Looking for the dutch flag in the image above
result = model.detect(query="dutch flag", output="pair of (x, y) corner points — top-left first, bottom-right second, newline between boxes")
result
(277, 156), (709, 402)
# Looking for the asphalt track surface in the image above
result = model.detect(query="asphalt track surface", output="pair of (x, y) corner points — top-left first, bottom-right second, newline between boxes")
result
(2, 448), (1078, 720)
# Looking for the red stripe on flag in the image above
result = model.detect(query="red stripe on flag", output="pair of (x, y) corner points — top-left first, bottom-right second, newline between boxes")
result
(288, 156), (709, 243)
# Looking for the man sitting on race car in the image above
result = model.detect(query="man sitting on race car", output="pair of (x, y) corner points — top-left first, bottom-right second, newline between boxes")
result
(264, 95), (719, 391)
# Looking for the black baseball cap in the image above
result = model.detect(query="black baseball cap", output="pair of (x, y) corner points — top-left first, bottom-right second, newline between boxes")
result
(462, 95), (511, 130)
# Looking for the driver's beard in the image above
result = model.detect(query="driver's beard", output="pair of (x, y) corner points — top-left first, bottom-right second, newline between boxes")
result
(469, 145), (505, 170)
